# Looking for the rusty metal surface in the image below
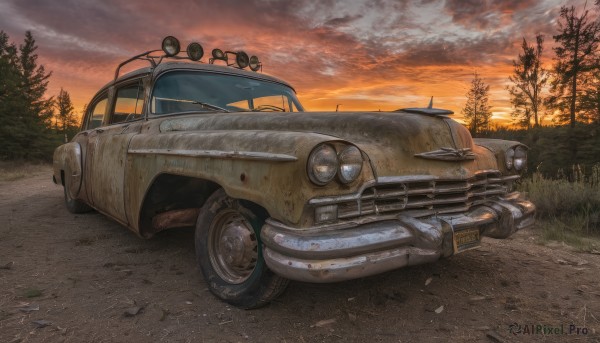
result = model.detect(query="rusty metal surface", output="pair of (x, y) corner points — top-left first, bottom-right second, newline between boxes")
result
(128, 148), (298, 161)
(87, 123), (141, 224)
(51, 60), (536, 285)
(53, 142), (83, 198)
(415, 147), (476, 161)
(53, 108), (529, 235)
(264, 245), (441, 283)
(151, 208), (201, 231)
(261, 194), (536, 283)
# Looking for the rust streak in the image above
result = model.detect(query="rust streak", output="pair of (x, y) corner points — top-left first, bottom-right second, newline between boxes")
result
(152, 208), (201, 231)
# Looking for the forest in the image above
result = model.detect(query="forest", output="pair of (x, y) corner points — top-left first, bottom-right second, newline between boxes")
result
(0, 31), (78, 160)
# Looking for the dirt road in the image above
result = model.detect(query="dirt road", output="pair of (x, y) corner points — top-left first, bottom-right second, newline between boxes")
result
(1, 168), (599, 342)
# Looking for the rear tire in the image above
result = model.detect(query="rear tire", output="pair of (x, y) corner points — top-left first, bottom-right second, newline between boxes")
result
(195, 189), (289, 309)
(64, 183), (92, 214)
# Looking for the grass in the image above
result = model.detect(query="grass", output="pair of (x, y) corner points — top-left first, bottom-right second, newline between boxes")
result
(519, 164), (600, 252)
(0, 160), (51, 181)
(537, 217), (600, 253)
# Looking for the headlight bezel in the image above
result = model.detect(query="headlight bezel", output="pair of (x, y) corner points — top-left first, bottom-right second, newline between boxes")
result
(504, 145), (528, 172)
(338, 145), (363, 184)
(513, 146), (527, 171)
(505, 148), (515, 170)
(307, 143), (364, 186)
(307, 144), (339, 186)
(161, 36), (181, 57)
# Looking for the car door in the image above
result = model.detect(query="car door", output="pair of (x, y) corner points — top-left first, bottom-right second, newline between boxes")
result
(87, 79), (145, 225)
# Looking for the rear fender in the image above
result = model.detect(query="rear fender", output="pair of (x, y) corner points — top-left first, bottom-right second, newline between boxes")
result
(53, 142), (83, 198)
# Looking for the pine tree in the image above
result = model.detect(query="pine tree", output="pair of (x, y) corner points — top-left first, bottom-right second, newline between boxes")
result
(549, 5), (600, 127)
(507, 35), (548, 128)
(56, 88), (78, 139)
(580, 67), (600, 124)
(0, 31), (28, 159)
(0, 31), (55, 160)
(462, 73), (492, 135)
(19, 31), (54, 129)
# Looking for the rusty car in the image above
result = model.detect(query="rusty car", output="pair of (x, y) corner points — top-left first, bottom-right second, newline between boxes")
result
(53, 36), (535, 309)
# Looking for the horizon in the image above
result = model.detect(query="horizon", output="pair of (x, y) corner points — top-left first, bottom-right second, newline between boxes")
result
(0, 0), (593, 126)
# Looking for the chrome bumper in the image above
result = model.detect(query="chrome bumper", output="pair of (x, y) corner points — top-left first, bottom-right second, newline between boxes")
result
(261, 192), (535, 283)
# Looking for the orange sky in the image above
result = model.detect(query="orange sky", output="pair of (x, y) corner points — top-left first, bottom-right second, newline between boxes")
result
(0, 0), (590, 126)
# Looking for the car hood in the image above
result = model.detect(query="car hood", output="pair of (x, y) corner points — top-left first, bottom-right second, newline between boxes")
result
(158, 111), (495, 178)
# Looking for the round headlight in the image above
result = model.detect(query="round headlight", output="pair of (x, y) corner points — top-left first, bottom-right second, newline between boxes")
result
(338, 146), (363, 184)
(513, 146), (527, 171)
(308, 144), (338, 185)
(505, 148), (515, 170)
(212, 48), (225, 60)
(249, 55), (260, 71)
(162, 36), (180, 57)
(187, 42), (204, 61)
(236, 51), (249, 69)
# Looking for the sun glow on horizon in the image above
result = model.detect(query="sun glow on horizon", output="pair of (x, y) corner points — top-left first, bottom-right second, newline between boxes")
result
(0, 0), (571, 128)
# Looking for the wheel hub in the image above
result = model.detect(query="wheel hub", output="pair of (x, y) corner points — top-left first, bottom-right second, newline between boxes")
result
(210, 210), (258, 284)
(220, 219), (256, 267)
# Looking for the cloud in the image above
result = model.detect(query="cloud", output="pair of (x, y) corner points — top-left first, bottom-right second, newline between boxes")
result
(324, 14), (364, 27)
(0, 0), (575, 124)
(444, 0), (543, 30)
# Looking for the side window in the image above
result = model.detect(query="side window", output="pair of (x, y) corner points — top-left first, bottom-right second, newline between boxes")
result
(86, 96), (108, 130)
(112, 81), (144, 124)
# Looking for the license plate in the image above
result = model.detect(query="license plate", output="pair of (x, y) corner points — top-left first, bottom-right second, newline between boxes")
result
(453, 228), (480, 253)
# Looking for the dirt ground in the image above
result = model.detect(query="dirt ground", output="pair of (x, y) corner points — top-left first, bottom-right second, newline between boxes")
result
(1, 167), (599, 343)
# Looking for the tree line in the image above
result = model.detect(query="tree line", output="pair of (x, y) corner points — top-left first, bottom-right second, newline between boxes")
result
(463, 3), (600, 134)
(0, 31), (78, 160)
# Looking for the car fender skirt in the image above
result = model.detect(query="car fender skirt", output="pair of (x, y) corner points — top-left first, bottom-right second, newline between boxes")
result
(261, 193), (535, 283)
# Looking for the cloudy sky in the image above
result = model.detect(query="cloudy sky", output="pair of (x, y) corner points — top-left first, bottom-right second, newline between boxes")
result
(0, 0), (591, 124)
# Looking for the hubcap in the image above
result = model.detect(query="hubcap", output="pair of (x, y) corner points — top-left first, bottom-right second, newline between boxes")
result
(209, 209), (258, 284)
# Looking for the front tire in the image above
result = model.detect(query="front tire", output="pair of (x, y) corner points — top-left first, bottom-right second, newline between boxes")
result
(195, 189), (289, 309)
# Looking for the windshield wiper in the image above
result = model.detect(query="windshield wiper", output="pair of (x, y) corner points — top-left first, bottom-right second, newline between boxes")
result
(252, 104), (286, 112)
(191, 101), (230, 113)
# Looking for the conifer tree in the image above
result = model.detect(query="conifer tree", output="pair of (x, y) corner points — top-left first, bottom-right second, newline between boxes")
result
(507, 35), (547, 128)
(0, 31), (55, 159)
(0, 31), (27, 159)
(56, 88), (78, 138)
(549, 5), (600, 127)
(462, 73), (492, 135)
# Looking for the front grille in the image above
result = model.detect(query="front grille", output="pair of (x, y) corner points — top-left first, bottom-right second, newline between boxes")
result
(331, 171), (515, 220)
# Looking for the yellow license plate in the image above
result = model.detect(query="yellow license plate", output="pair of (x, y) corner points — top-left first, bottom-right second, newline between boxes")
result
(453, 228), (480, 253)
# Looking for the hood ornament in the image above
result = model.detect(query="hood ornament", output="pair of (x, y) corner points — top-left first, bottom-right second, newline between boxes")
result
(397, 97), (454, 116)
(415, 147), (475, 161)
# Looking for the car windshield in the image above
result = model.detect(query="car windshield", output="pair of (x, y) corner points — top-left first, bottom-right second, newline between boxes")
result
(151, 71), (304, 115)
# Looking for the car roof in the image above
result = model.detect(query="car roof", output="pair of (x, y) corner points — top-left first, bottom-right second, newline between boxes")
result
(99, 61), (295, 93)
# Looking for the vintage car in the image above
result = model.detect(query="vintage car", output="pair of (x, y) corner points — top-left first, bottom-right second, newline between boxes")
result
(53, 36), (535, 309)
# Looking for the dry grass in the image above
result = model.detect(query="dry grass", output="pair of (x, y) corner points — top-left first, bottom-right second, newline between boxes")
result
(0, 161), (51, 182)
(520, 164), (600, 252)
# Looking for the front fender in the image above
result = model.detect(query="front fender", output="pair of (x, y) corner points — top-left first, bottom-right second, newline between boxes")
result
(125, 130), (375, 230)
(473, 138), (527, 175)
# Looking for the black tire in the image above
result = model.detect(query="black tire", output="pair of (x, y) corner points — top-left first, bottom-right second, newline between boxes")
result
(195, 189), (289, 309)
(64, 183), (92, 214)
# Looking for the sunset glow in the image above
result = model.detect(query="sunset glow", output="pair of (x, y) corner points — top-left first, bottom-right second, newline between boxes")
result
(0, 0), (587, 125)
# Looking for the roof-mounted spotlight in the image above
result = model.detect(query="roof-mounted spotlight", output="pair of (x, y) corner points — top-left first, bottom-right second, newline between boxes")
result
(186, 42), (204, 61)
(210, 48), (227, 64)
(249, 55), (261, 72)
(236, 51), (249, 69)
(162, 36), (180, 57)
